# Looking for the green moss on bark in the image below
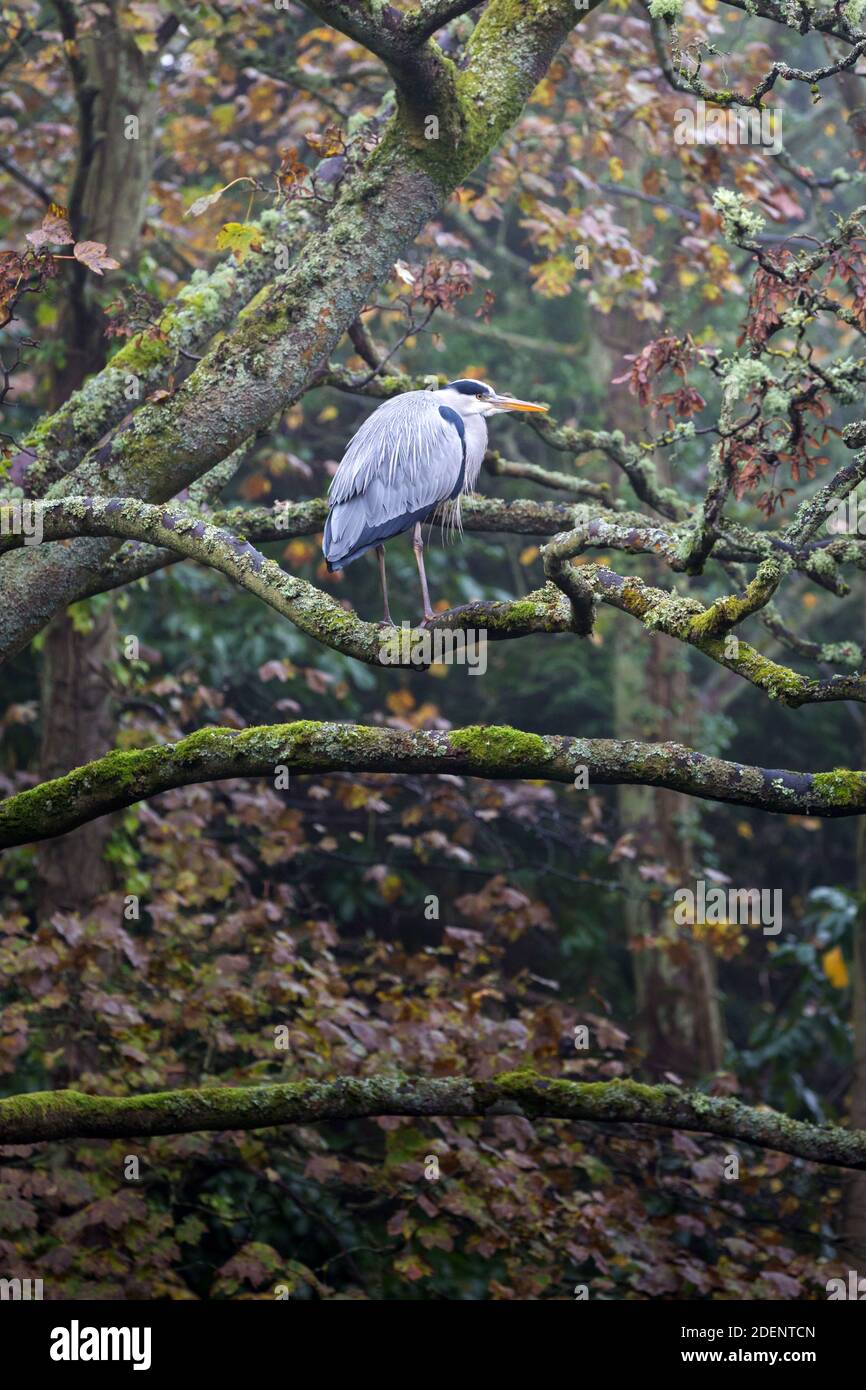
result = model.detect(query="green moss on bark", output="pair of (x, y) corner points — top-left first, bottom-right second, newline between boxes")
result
(813, 768), (866, 807)
(449, 724), (550, 767)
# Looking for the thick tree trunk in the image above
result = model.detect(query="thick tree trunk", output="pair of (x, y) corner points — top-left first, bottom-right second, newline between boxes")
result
(35, 9), (159, 919)
(36, 606), (116, 915)
(596, 304), (724, 1081)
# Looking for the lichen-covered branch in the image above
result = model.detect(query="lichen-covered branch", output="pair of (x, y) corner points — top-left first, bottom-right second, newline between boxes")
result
(484, 449), (613, 503)
(0, 497), (580, 663)
(785, 452), (866, 547)
(1, 720), (864, 849)
(303, 0), (478, 121)
(11, 208), (313, 496)
(567, 559), (866, 706)
(0, 496), (422, 665)
(3, 1069), (866, 1169)
(78, 495), (589, 596)
(14, 493), (863, 703)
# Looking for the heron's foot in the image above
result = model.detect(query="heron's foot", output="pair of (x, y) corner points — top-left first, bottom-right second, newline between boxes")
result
(376, 617), (397, 629)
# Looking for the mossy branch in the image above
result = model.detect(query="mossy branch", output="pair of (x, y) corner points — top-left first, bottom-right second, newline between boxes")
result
(77, 495), (586, 597)
(3, 1069), (866, 1169)
(11, 210), (314, 497)
(303, 1), (480, 129)
(0, 497), (580, 663)
(1, 720), (865, 849)
(78, 492), (862, 600)
(484, 450), (614, 503)
(540, 535), (866, 706)
(582, 563), (866, 706)
(7, 497), (863, 703)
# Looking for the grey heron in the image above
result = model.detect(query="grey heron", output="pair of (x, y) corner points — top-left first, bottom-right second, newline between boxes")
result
(323, 379), (547, 623)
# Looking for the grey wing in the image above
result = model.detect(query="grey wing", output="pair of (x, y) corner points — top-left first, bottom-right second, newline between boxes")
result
(323, 393), (465, 569)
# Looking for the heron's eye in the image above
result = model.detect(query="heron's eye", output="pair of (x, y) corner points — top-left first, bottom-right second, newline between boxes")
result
(476, 392), (487, 400)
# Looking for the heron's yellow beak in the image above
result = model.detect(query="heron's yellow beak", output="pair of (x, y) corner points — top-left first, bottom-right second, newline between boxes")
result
(490, 394), (548, 413)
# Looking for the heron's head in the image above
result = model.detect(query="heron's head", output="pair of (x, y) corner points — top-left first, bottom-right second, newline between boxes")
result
(437, 379), (548, 419)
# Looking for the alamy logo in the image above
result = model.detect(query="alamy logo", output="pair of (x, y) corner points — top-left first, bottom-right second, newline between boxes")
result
(49, 1321), (152, 1372)
(673, 879), (782, 936)
(0, 500), (43, 546)
(826, 1271), (866, 1299)
(379, 622), (487, 674)
(0, 1276), (42, 1299)
(674, 99), (782, 156)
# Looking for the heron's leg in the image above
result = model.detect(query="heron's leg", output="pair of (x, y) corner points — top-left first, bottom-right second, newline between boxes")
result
(412, 523), (435, 622)
(376, 544), (393, 625)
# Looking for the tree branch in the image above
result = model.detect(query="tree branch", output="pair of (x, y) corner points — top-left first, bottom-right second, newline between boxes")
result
(8, 206), (315, 497)
(559, 558), (866, 706)
(72, 495), (586, 597)
(0, 153), (54, 207)
(9, 495), (863, 700)
(1, 720), (864, 849)
(485, 450), (614, 503)
(402, 0), (482, 44)
(3, 1070), (866, 1170)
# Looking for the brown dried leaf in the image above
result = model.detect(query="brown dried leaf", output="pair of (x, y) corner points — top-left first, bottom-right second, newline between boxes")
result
(25, 203), (73, 248)
(73, 241), (120, 275)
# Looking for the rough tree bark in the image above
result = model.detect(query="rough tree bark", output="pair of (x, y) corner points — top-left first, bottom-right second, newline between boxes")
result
(35, 2), (163, 920)
(3, 1070), (866, 1172)
(596, 298), (725, 1081)
(1, 721), (864, 851)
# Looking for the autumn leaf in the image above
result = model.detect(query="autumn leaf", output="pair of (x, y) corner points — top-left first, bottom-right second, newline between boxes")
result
(73, 241), (120, 275)
(184, 178), (257, 220)
(529, 255), (574, 298)
(306, 125), (344, 157)
(822, 946), (849, 990)
(185, 188), (226, 219)
(386, 689), (415, 716)
(277, 147), (308, 193)
(26, 203), (73, 248)
(282, 539), (314, 567)
(215, 222), (263, 263)
(393, 1252), (433, 1282)
(239, 472), (271, 499)
(380, 874), (404, 904)
(211, 102), (235, 135)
